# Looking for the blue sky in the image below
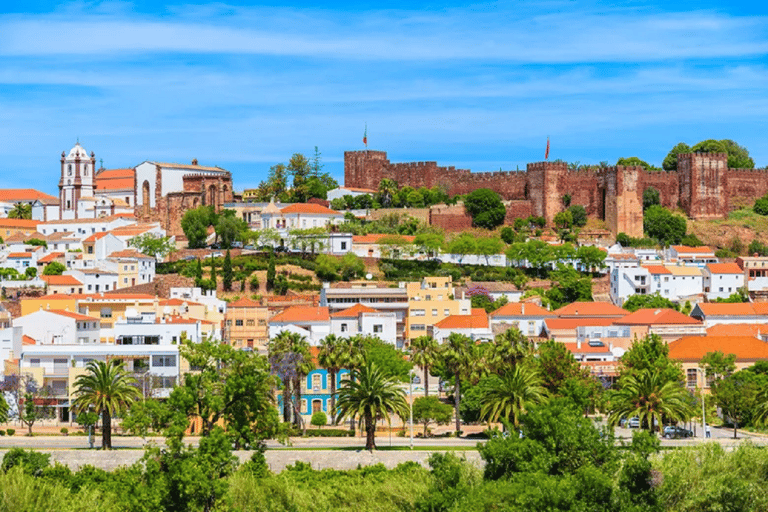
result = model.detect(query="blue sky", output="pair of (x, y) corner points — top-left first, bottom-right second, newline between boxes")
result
(1, 0), (766, 195)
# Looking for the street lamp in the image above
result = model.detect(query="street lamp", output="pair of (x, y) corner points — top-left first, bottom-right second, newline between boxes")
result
(409, 372), (420, 450)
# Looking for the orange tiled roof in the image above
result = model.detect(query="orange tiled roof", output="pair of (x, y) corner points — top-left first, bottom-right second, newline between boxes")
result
(94, 168), (135, 190)
(7, 252), (32, 258)
(669, 335), (768, 361)
(0, 189), (57, 202)
(42, 275), (83, 286)
(227, 297), (261, 308)
(695, 303), (762, 317)
(109, 225), (154, 237)
(707, 324), (768, 338)
(0, 219), (40, 228)
(671, 245), (714, 254)
(271, 306), (330, 323)
(38, 252), (65, 263)
(108, 249), (152, 259)
(280, 203), (341, 215)
(435, 312), (489, 329)
(608, 253), (638, 260)
(352, 234), (416, 244)
(564, 342), (613, 354)
(22, 335), (36, 345)
(491, 302), (554, 317)
(643, 265), (672, 275)
(84, 232), (109, 243)
(159, 298), (201, 306)
(614, 308), (701, 326)
(545, 318), (617, 330)
(553, 302), (628, 318)
(706, 263), (743, 274)
(40, 214), (133, 226)
(49, 309), (98, 322)
(331, 303), (378, 318)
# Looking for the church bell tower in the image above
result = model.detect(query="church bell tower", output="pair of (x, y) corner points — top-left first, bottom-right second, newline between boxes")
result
(59, 142), (96, 220)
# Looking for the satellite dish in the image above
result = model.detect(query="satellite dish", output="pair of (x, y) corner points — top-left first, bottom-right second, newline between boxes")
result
(365, 273), (373, 280)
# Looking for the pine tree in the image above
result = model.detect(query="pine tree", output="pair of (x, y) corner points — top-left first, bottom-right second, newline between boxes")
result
(222, 250), (233, 291)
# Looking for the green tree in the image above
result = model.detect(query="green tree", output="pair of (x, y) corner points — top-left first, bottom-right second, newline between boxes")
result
(442, 333), (485, 433)
(360, 335), (413, 382)
(310, 411), (327, 428)
(545, 265), (592, 309)
(315, 253), (340, 281)
(480, 365), (547, 428)
(181, 206), (215, 249)
(608, 370), (693, 432)
(464, 188), (506, 229)
(643, 187), (660, 211)
(215, 210), (248, 249)
(692, 139), (755, 169)
(568, 205), (587, 227)
(712, 371), (759, 439)
(410, 335), (439, 396)
(7, 202), (32, 219)
(72, 360), (141, 449)
(619, 333), (683, 384)
(575, 245), (606, 273)
(317, 334), (348, 424)
(447, 233), (477, 263)
(222, 250), (233, 291)
(644, 205), (686, 245)
(754, 195), (768, 216)
(267, 251), (276, 290)
(209, 255), (217, 287)
(42, 261), (66, 276)
(24, 267), (36, 280)
(622, 292), (678, 312)
(486, 327), (534, 374)
(617, 156), (652, 170)
(476, 236), (503, 265)
(268, 331), (314, 430)
(0, 390), (7, 424)
(377, 178), (399, 207)
(412, 396), (453, 437)
(662, 142), (692, 171)
(339, 252), (365, 281)
(128, 233), (176, 260)
(699, 351), (737, 382)
(414, 232), (444, 258)
(335, 361), (408, 450)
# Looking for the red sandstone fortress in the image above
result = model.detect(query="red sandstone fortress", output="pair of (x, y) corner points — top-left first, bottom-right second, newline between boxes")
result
(345, 150), (768, 237)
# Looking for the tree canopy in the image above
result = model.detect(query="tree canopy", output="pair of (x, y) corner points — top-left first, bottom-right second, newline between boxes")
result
(463, 188), (506, 229)
(643, 205), (686, 245)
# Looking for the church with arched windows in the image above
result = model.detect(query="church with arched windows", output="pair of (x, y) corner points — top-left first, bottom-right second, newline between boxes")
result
(57, 142), (233, 238)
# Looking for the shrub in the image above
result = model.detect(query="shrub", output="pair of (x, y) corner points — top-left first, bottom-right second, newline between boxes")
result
(310, 411), (327, 429)
(1, 448), (51, 475)
(6, 428), (15, 436)
(301, 429), (355, 437)
(60, 427), (68, 436)
(0, 430), (5, 436)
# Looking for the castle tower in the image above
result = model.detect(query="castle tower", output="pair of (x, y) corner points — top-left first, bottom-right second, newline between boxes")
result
(344, 150), (390, 191)
(604, 166), (643, 238)
(678, 153), (728, 220)
(526, 161), (567, 225)
(58, 142), (96, 220)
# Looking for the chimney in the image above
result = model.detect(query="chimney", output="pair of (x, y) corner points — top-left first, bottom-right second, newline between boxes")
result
(521, 303), (525, 314)
(192, 158), (198, 166)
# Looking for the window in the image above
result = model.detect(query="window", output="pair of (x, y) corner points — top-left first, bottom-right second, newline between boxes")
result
(30, 358), (40, 367)
(412, 309), (425, 317)
(156, 376), (176, 388)
(373, 324), (383, 333)
(686, 368), (698, 388)
(444, 309), (450, 316)
(312, 373), (322, 390)
(152, 355), (177, 367)
(432, 309), (438, 316)
(258, 319), (266, 326)
(246, 319), (255, 327)
(87, 246), (93, 254)
(341, 323), (348, 332)
(341, 242), (347, 251)
(226, 320), (232, 327)
(411, 324), (426, 331)
(235, 319), (244, 327)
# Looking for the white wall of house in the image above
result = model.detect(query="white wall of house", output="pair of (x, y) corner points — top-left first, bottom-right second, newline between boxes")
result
(13, 310), (100, 344)
(704, 271), (745, 300)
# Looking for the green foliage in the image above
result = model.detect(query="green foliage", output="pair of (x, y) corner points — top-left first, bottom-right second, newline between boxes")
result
(215, 210), (249, 249)
(618, 334), (683, 384)
(749, 239), (768, 256)
(568, 205), (587, 227)
(181, 206), (216, 249)
(412, 396), (453, 436)
(24, 267), (37, 279)
(267, 251), (276, 290)
(692, 139), (755, 169)
(361, 336), (413, 382)
(622, 292), (679, 312)
(754, 194), (768, 216)
(714, 288), (750, 303)
(310, 411), (327, 428)
(643, 187), (661, 211)
(479, 366), (547, 427)
(617, 156), (652, 170)
(712, 369), (763, 438)
(42, 261), (66, 276)
(644, 205), (686, 245)
(2, 448), (51, 475)
(446, 232), (477, 261)
(615, 232), (658, 248)
(545, 265), (592, 310)
(27, 238), (47, 247)
(553, 210), (572, 230)
(7, 202), (32, 219)
(679, 233), (703, 247)
(222, 250), (233, 291)
(464, 188), (506, 229)
(128, 233), (176, 259)
(470, 293), (508, 314)
(662, 142), (692, 171)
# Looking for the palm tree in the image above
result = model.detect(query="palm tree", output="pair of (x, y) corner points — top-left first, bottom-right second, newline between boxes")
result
(72, 360), (141, 449)
(480, 365), (547, 429)
(608, 369), (693, 433)
(318, 334), (345, 424)
(335, 361), (408, 451)
(377, 178), (398, 208)
(7, 202), (31, 220)
(410, 335), (439, 396)
(441, 333), (485, 433)
(268, 331), (313, 427)
(487, 327), (535, 374)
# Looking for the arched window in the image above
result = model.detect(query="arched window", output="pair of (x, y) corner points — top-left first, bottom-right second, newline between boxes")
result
(142, 180), (151, 215)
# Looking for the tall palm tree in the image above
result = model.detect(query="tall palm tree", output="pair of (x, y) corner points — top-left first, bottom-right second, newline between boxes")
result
(291, 335), (315, 430)
(410, 335), (439, 396)
(318, 334), (344, 424)
(608, 369), (693, 433)
(335, 361), (408, 451)
(72, 360), (141, 449)
(480, 365), (547, 429)
(487, 327), (535, 374)
(441, 333), (486, 433)
(268, 331), (314, 427)
(7, 202), (31, 220)
(377, 178), (398, 208)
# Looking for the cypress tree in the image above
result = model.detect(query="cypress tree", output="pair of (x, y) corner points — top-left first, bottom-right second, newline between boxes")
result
(267, 251), (276, 291)
(210, 255), (217, 288)
(223, 250), (233, 291)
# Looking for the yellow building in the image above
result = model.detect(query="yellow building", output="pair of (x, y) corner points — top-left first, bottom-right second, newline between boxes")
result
(0, 218), (40, 240)
(225, 297), (269, 350)
(405, 276), (470, 344)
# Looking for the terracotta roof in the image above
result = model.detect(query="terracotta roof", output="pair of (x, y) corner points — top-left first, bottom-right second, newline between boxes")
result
(157, 315), (209, 325)
(84, 232), (109, 243)
(491, 302), (554, 317)
(38, 252), (65, 263)
(435, 312), (489, 329)
(707, 324), (768, 338)
(564, 342), (613, 354)
(42, 275), (83, 286)
(694, 303), (762, 317)
(608, 253), (638, 260)
(280, 203), (341, 215)
(227, 297), (261, 308)
(614, 308), (701, 326)
(706, 263), (743, 274)
(669, 335), (768, 361)
(545, 318), (617, 330)
(352, 234), (416, 244)
(32, 292), (156, 302)
(109, 225), (155, 237)
(151, 161), (228, 173)
(0, 189), (57, 202)
(339, 187), (377, 193)
(108, 249), (152, 259)
(7, 252), (32, 258)
(22, 335), (36, 345)
(159, 298), (202, 306)
(0, 219), (40, 228)
(553, 302), (628, 318)
(270, 306), (330, 323)
(49, 309), (98, 322)
(94, 168), (135, 190)
(330, 303), (378, 318)
(643, 265), (672, 275)
(671, 245), (714, 254)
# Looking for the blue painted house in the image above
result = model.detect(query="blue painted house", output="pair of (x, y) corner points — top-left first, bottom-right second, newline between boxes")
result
(276, 366), (351, 424)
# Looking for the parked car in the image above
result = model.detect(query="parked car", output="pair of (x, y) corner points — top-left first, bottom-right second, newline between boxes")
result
(663, 426), (693, 439)
(231, 241), (243, 249)
(210, 252), (223, 258)
(620, 417), (640, 428)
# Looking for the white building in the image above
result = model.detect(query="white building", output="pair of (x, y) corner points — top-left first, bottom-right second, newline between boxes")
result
(329, 304), (397, 344)
(14, 309), (101, 345)
(489, 302), (554, 337)
(268, 306), (331, 346)
(433, 309), (492, 344)
(703, 263), (745, 301)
